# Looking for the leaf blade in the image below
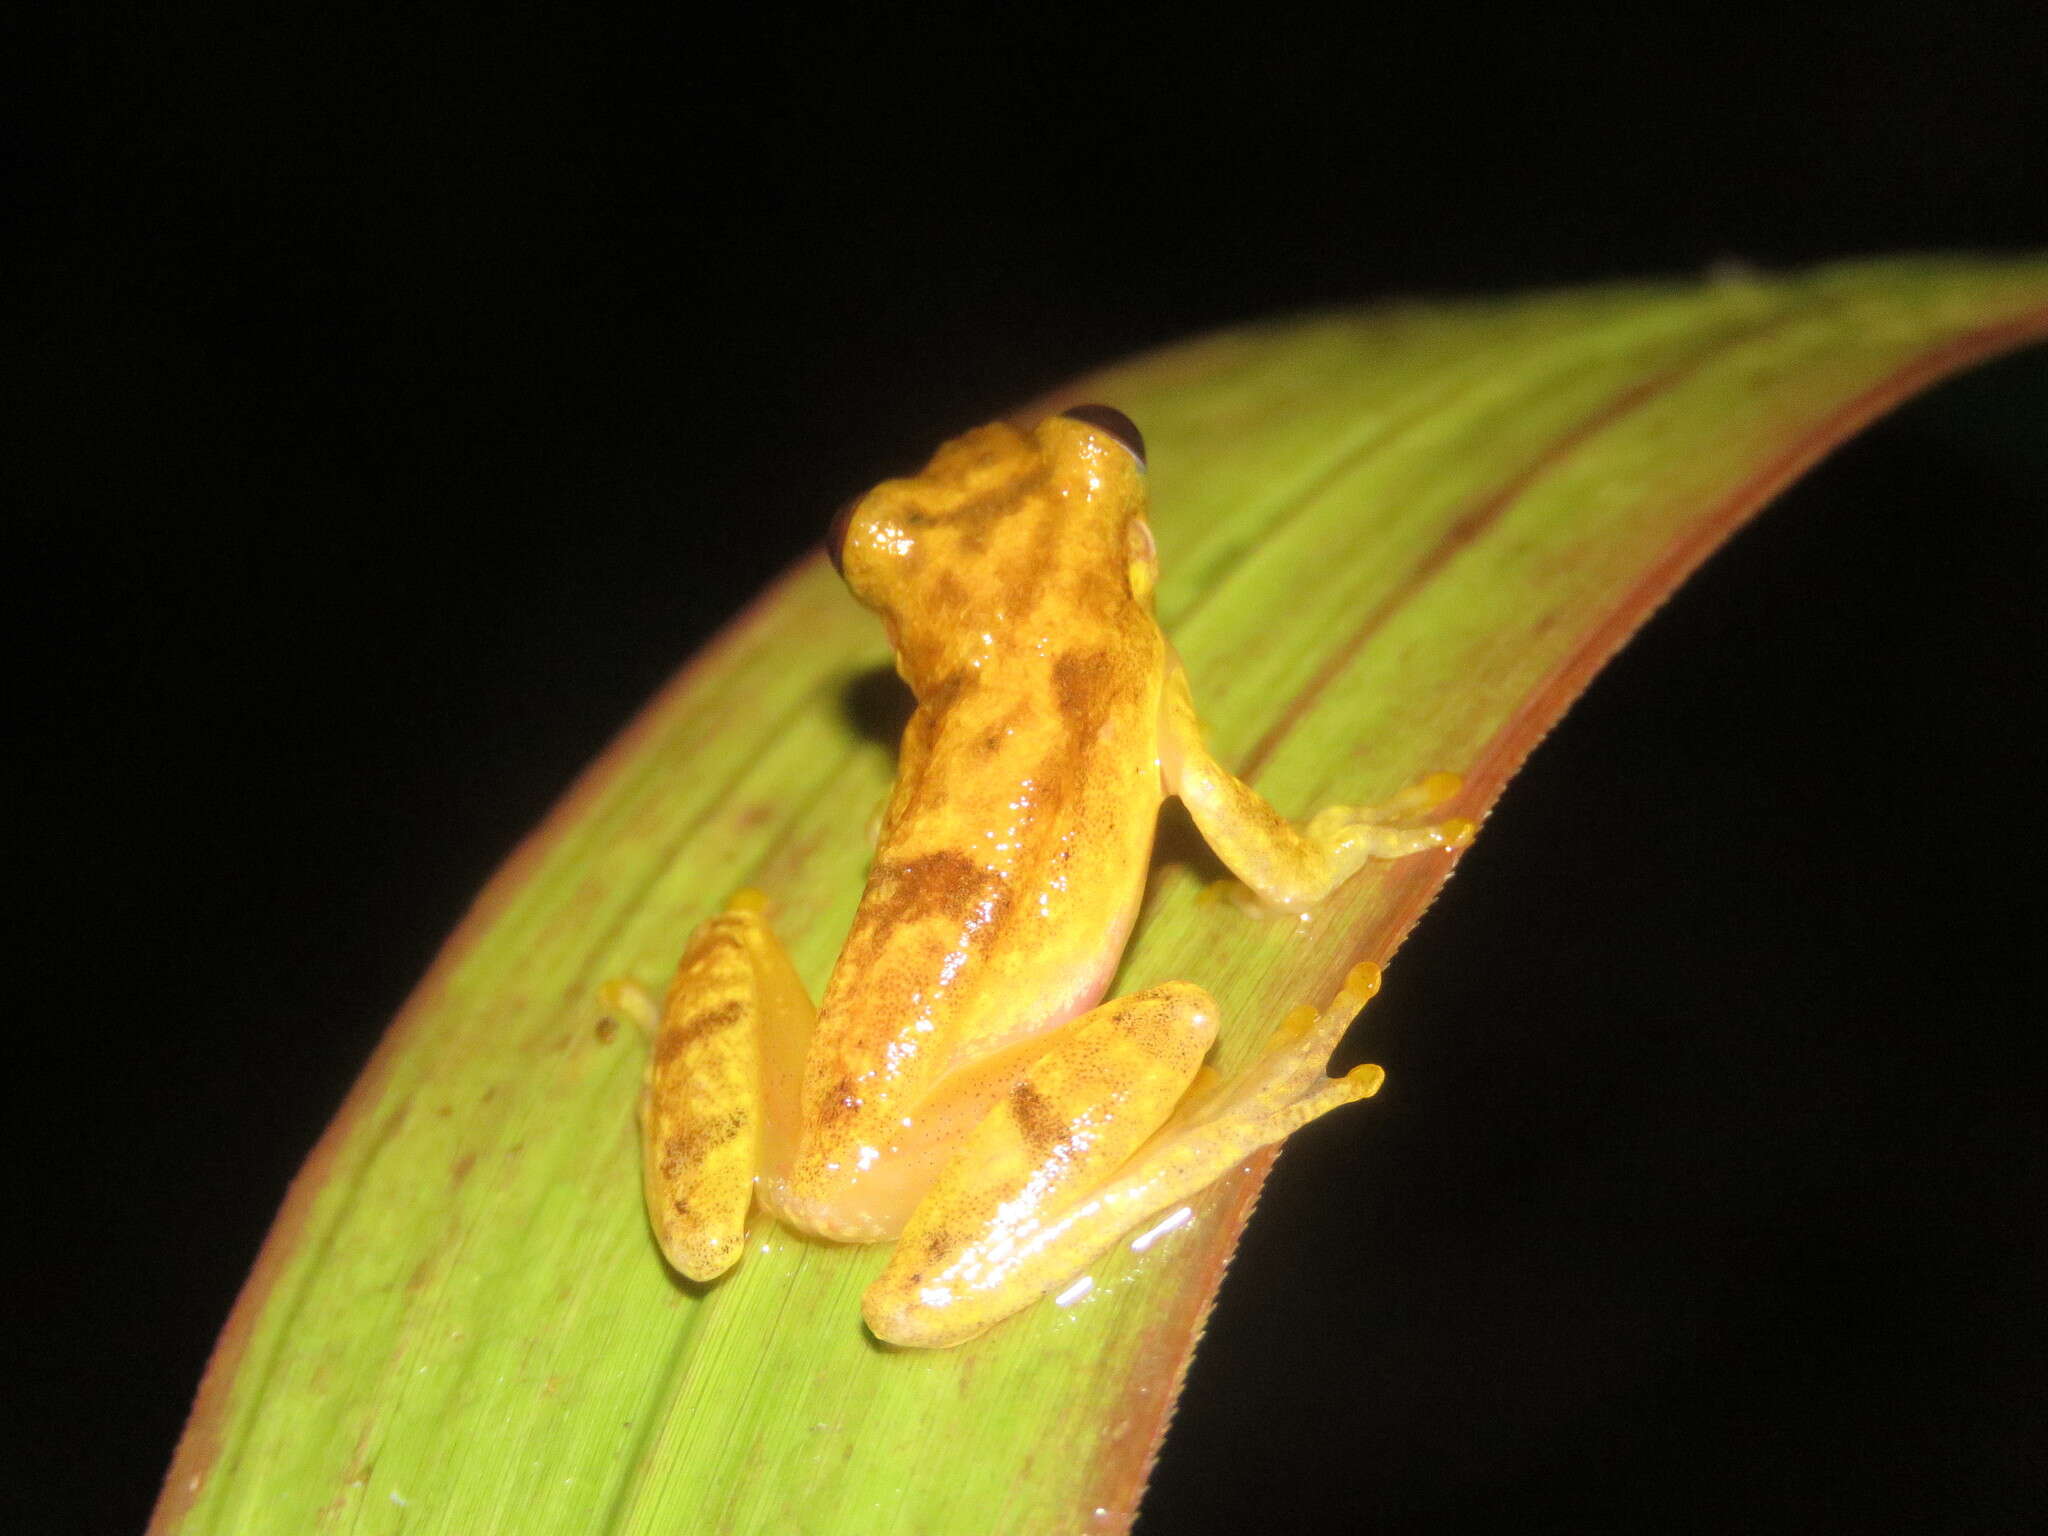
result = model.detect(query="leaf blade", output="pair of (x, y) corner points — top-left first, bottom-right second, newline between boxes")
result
(156, 255), (2048, 1536)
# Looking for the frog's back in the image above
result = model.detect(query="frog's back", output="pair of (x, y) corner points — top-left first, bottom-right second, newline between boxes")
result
(807, 413), (1166, 1133)
(822, 631), (1164, 1059)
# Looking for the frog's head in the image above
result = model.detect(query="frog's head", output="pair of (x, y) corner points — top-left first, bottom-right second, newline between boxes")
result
(827, 406), (1157, 671)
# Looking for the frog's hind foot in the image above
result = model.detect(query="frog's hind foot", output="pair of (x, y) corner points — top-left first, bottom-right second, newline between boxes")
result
(1303, 773), (1476, 868)
(597, 978), (660, 1036)
(862, 965), (1389, 1348)
(1363, 768), (1465, 820)
(1176, 961), (1387, 1136)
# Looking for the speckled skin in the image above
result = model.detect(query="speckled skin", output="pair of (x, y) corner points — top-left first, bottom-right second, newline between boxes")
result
(636, 411), (1471, 1347)
(772, 417), (1168, 1241)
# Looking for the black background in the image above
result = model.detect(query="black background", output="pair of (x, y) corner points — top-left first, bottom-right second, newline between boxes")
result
(17, 6), (2048, 1533)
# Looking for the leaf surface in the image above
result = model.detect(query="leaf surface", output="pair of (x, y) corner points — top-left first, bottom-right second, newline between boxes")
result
(155, 256), (2048, 1535)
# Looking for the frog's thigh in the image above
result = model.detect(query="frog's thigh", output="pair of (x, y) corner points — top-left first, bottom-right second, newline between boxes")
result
(639, 891), (815, 1281)
(1160, 668), (1473, 908)
(866, 963), (1389, 1348)
(864, 982), (1219, 1348)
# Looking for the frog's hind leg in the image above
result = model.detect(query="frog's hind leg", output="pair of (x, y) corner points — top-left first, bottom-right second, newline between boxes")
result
(864, 966), (1384, 1348)
(864, 982), (1219, 1347)
(631, 890), (815, 1281)
(1161, 666), (1474, 909)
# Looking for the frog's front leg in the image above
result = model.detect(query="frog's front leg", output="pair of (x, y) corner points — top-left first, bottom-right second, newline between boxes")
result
(635, 891), (813, 1280)
(1160, 667), (1474, 908)
(863, 967), (1383, 1347)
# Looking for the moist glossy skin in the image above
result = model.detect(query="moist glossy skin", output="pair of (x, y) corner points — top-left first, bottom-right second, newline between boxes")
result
(632, 410), (1470, 1347)
(775, 416), (1167, 1240)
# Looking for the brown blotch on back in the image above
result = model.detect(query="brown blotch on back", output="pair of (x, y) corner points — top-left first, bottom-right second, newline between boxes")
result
(1008, 1080), (1066, 1154)
(813, 1071), (864, 1128)
(1051, 649), (1114, 720)
(864, 848), (1010, 942)
(931, 570), (971, 616)
(924, 669), (968, 710)
(1044, 647), (1136, 823)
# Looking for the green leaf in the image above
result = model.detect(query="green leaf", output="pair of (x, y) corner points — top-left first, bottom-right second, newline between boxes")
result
(154, 256), (2048, 1535)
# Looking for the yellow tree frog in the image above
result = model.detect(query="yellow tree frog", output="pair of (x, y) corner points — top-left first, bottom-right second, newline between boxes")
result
(626, 406), (1471, 1348)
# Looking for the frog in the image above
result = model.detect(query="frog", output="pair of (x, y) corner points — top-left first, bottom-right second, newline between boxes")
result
(621, 405), (1472, 1348)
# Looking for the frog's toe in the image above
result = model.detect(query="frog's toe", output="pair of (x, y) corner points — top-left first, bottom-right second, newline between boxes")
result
(862, 1274), (955, 1349)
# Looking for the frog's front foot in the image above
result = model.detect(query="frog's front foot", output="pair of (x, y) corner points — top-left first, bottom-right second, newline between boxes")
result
(1206, 770), (1475, 917)
(1303, 770), (1476, 876)
(597, 977), (660, 1035)
(863, 966), (1388, 1348)
(1164, 662), (1475, 909)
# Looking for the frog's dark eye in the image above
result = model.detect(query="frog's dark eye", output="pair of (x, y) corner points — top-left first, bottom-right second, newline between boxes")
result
(1059, 404), (1146, 469)
(826, 495), (860, 577)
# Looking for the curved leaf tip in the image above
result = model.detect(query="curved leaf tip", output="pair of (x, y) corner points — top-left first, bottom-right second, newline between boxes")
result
(155, 254), (2048, 1536)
